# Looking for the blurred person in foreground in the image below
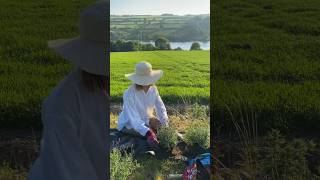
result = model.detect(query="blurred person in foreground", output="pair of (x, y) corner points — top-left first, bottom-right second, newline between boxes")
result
(28, 1), (109, 180)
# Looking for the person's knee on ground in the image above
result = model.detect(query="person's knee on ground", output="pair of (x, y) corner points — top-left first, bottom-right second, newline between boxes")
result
(121, 128), (144, 137)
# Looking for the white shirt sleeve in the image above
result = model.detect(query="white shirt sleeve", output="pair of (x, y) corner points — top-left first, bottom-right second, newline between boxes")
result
(154, 88), (169, 126)
(123, 92), (150, 136)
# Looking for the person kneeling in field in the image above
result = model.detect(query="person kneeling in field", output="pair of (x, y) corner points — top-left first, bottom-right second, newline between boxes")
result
(117, 61), (169, 146)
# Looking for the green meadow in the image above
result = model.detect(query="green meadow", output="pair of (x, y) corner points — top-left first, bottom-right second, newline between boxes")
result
(0, 1), (95, 129)
(212, 0), (320, 134)
(212, 0), (320, 177)
(110, 51), (210, 104)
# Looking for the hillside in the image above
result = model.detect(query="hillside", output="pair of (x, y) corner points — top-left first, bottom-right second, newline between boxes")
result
(110, 14), (210, 42)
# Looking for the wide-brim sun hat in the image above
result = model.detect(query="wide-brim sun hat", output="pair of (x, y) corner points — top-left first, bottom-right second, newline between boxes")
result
(125, 61), (163, 86)
(48, 0), (108, 76)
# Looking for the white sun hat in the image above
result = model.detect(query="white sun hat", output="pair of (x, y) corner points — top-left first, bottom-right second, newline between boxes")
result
(48, 0), (108, 76)
(125, 61), (163, 86)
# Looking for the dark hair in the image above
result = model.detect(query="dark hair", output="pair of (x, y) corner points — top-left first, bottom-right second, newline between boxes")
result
(135, 84), (154, 91)
(81, 70), (108, 93)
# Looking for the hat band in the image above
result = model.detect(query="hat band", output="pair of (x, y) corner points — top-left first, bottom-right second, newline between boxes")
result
(136, 69), (152, 76)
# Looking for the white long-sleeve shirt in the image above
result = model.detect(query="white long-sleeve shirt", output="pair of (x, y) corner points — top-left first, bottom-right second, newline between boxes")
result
(117, 84), (168, 136)
(28, 68), (108, 180)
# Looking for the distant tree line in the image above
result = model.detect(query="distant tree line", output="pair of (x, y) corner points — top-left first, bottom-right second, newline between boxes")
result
(111, 37), (202, 52)
(111, 40), (156, 52)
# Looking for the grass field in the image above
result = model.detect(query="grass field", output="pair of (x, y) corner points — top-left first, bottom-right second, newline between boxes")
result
(110, 51), (210, 104)
(0, 0), (96, 129)
(212, 0), (320, 135)
(212, 0), (320, 178)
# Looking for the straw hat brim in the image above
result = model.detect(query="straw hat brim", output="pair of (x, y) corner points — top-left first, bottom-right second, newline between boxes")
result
(125, 70), (163, 85)
(48, 37), (107, 76)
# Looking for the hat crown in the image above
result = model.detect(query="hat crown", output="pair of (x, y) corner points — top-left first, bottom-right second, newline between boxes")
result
(135, 62), (152, 76)
(79, 0), (107, 43)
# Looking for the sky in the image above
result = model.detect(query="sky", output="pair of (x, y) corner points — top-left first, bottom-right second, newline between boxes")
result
(111, 0), (210, 15)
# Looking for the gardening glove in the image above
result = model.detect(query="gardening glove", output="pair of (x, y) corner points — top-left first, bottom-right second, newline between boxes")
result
(146, 130), (159, 146)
